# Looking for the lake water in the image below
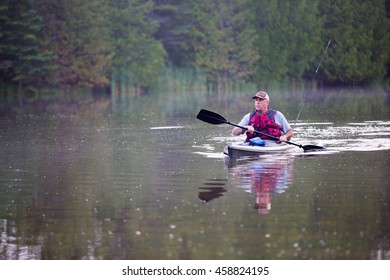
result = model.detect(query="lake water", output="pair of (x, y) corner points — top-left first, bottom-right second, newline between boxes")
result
(0, 87), (389, 259)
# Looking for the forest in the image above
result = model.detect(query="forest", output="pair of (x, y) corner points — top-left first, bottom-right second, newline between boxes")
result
(1, 0), (390, 96)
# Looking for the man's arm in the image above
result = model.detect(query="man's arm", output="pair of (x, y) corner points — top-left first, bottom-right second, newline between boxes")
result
(232, 126), (245, 136)
(280, 128), (293, 142)
(231, 113), (251, 136)
(275, 111), (293, 142)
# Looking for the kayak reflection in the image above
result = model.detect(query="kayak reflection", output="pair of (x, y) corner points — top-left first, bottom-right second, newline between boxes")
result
(227, 156), (295, 214)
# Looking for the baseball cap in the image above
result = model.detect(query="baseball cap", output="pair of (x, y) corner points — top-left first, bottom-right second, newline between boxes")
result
(252, 91), (269, 101)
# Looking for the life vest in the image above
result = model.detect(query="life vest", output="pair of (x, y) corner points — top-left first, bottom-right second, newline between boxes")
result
(245, 109), (282, 141)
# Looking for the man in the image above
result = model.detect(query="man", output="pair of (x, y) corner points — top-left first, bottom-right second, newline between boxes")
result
(232, 91), (293, 142)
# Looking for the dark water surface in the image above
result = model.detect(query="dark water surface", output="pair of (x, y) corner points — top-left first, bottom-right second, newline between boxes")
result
(1, 87), (390, 259)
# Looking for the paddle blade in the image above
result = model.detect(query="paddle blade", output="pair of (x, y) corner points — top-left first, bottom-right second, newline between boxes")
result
(196, 109), (228, 125)
(302, 145), (327, 152)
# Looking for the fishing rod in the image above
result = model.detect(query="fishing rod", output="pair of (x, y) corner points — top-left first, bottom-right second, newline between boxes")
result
(295, 39), (332, 123)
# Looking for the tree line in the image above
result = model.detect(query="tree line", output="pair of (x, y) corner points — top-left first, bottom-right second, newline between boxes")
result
(1, 0), (389, 94)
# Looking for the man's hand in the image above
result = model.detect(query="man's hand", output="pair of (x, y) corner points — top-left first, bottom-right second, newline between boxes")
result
(246, 126), (255, 133)
(279, 135), (287, 142)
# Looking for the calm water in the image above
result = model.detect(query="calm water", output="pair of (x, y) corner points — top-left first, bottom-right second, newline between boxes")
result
(0, 87), (390, 259)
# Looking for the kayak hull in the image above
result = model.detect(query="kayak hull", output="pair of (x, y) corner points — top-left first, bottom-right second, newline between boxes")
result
(224, 141), (294, 158)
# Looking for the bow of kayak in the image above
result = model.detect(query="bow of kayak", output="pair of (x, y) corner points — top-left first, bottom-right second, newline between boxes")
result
(224, 140), (295, 158)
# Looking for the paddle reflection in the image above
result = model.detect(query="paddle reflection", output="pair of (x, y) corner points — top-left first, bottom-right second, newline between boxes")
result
(228, 156), (295, 214)
(198, 179), (228, 203)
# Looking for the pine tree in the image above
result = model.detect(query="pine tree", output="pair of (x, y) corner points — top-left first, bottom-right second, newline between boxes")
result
(36, 0), (113, 88)
(109, 0), (166, 92)
(153, 0), (192, 66)
(170, 0), (259, 90)
(252, 0), (322, 83)
(319, 0), (390, 84)
(0, 1), (55, 88)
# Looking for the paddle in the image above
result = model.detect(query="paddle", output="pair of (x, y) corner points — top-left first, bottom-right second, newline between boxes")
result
(196, 109), (326, 152)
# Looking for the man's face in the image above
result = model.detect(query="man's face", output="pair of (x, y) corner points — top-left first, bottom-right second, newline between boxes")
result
(254, 97), (268, 112)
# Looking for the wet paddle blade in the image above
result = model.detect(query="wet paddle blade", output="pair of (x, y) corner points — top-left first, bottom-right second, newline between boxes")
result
(302, 145), (327, 152)
(196, 109), (228, 125)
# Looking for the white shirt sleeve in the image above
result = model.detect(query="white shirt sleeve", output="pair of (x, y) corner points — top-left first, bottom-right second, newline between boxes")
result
(274, 111), (291, 134)
(237, 113), (251, 127)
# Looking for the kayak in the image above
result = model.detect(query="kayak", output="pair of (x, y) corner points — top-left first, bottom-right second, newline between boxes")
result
(224, 140), (295, 158)
(196, 109), (327, 153)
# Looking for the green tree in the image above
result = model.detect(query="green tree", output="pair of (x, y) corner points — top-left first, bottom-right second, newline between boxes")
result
(153, 0), (192, 66)
(285, 0), (322, 80)
(387, 0), (390, 78)
(0, 0), (55, 89)
(109, 0), (166, 93)
(252, 0), (322, 83)
(36, 0), (113, 88)
(173, 0), (259, 90)
(319, 0), (390, 84)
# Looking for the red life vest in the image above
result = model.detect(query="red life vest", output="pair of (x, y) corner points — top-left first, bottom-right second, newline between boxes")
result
(245, 109), (283, 141)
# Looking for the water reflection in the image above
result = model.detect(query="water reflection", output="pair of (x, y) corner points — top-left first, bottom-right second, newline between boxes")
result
(198, 187), (227, 203)
(198, 179), (228, 202)
(227, 156), (295, 214)
(1, 87), (390, 260)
